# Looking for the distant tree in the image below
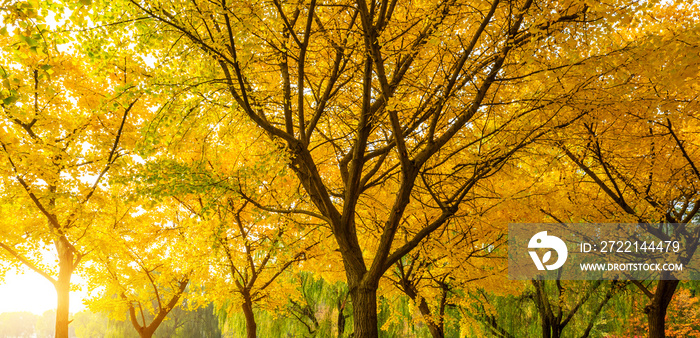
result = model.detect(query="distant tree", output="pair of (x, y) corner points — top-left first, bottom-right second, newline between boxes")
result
(169, 303), (222, 338)
(548, 18), (700, 337)
(0, 311), (38, 337)
(72, 311), (108, 338)
(35, 310), (55, 338)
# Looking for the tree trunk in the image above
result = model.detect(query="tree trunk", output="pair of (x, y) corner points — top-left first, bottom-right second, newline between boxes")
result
(54, 239), (74, 338)
(350, 285), (379, 338)
(242, 296), (257, 338)
(399, 281), (444, 338)
(54, 273), (71, 338)
(552, 325), (562, 338)
(417, 298), (443, 338)
(541, 316), (551, 338)
(127, 278), (189, 338)
(337, 310), (346, 337)
(138, 327), (156, 338)
(646, 280), (679, 338)
(539, 319), (563, 338)
(532, 279), (551, 338)
(337, 296), (347, 337)
(423, 312), (444, 338)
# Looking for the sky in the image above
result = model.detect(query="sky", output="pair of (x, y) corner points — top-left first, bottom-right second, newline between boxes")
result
(0, 268), (88, 315)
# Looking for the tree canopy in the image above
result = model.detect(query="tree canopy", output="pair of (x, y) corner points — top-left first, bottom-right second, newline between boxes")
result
(1, 0), (700, 337)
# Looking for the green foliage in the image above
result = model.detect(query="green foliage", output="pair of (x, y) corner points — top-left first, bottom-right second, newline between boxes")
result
(169, 303), (222, 338)
(72, 311), (108, 338)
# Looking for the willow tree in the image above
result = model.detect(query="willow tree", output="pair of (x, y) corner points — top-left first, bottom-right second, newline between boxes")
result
(114, 0), (645, 335)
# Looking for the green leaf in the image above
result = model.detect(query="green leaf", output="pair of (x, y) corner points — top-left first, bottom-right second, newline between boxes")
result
(2, 95), (19, 105)
(21, 35), (38, 47)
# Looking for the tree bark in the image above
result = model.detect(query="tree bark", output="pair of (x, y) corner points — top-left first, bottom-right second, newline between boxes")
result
(242, 296), (257, 338)
(126, 278), (189, 338)
(350, 284), (379, 338)
(138, 326), (156, 338)
(54, 239), (74, 338)
(645, 280), (679, 338)
(337, 298), (346, 338)
(417, 298), (443, 338)
(541, 315), (551, 338)
(532, 279), (564, 338)
(399, 279), (444, 338)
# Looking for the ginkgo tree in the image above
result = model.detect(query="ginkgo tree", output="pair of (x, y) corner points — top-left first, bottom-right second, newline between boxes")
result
(0, 5), (151, 337)
(538, 5), (700, 336)
(122, 76), (325, 337)
(111, 0), (664, 335)
(4, 0), (700, 337)
(141, 162), (321, 338)
(84, 193), (201, 338)
(387, 210), (509, 337)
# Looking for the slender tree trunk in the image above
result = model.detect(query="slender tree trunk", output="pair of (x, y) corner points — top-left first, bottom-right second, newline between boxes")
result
(350, 284), (379, 338)
(242, 296), (257, 338)
(422, 312), (444, 338)
(337, 314), (346, 338)
(646, 280), (679, 338)
(417, 299), (444, 338)
(126, 279), (189, 338)
(539, 319), (563, 338)
(532, 279), (551, 338)
(55, 239), (74, 338)
(337, 301), (346, 338)
(399, 281), (444, 338)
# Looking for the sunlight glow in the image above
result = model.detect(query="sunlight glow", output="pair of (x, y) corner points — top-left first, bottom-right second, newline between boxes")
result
(0, 268), (87, 315)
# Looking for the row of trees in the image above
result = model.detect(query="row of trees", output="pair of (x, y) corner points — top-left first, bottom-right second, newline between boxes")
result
(3, 280), (700, 337)
(1, 0), (699, 337)
(0, 305), (220, 338)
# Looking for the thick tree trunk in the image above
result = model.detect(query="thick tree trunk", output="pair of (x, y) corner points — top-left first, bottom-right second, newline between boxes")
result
(552, 325), (562, 338)
(647, 303), (667, 337)
(646, 280), (679, 338)
(54, 274), (71, 338)
(54, 239), (74, 338)
(541, 316), (551, 338)
(242, 296), (257, 338)
(350, 285), (379, 338)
